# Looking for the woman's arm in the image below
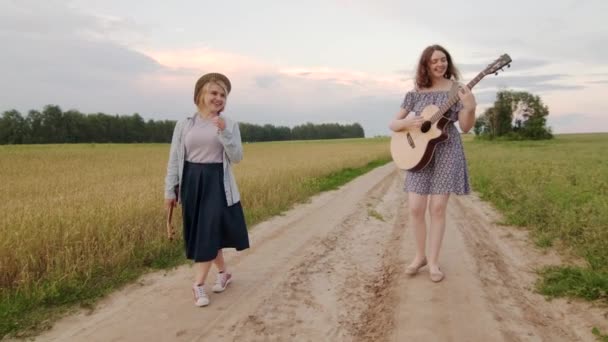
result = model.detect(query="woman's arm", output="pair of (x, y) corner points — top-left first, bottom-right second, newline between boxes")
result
(389, 108), (422, 132)
(458, 107), (476, 133)
(457, 86), (477, 133)
(164, 120), (183, 200)
(389, 91), (423, 132)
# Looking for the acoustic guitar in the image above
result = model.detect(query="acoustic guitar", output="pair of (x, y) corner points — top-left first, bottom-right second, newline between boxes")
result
(390, 54), (512, 171)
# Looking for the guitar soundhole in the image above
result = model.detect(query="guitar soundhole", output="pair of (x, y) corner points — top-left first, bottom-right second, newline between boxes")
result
(420, 121), (432, 133)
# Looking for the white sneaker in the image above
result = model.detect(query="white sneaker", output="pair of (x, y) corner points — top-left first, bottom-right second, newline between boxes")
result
(212, 272), (232, 293)
(192, 284), (210, 307)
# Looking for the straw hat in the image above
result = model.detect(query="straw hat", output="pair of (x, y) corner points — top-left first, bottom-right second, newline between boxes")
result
(193, 73), (232, 104)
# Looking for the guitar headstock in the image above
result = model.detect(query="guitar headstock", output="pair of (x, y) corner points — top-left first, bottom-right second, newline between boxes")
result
(482, 54), (512, 76)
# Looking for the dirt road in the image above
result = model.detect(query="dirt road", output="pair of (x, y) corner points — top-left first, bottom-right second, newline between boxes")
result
(30, 163), (607, 341)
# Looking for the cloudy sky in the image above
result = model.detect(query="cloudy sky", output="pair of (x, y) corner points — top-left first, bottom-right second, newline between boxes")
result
(1, 0), (607, 136)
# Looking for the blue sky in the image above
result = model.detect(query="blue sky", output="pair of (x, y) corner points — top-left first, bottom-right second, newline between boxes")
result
(1, 0), (607, 136)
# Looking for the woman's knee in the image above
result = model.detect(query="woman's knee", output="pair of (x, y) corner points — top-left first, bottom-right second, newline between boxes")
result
(429, 202), (447, 218)
(409, 204), (426, 219)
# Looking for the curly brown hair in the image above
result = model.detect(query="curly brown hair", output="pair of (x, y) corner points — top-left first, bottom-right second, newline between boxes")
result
(415, 44), (461, 89)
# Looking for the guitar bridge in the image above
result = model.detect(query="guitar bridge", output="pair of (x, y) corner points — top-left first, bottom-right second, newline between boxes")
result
(406, 133), (415, 148)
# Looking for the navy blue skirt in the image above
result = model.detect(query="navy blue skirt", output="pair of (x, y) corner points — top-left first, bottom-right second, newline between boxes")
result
(181, 161), (249, 262)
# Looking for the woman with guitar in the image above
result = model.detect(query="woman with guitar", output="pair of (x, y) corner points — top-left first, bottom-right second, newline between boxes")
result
(389, 44), (477, 282)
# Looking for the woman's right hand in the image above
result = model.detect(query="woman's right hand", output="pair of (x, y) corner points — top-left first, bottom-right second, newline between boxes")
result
(165, 198), (176, 211)
(389, 108), (425, 132)
(403, 116), (425, 130)
(165, 198), (176, 241)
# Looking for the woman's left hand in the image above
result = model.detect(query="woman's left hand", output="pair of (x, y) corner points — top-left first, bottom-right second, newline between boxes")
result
(458, 85), (477, 111)
(212, 117), (226, 131)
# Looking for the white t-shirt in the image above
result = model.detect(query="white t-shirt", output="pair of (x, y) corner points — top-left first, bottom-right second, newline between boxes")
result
(184, 116), (224, 163)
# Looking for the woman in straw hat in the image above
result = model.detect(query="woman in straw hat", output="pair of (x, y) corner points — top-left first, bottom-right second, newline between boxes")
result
(164, 72), (250, 307)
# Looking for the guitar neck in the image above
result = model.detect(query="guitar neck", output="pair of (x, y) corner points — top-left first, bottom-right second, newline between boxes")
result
(431, 72), (484, 122)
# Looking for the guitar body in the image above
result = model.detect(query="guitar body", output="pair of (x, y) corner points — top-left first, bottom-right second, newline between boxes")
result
(390, 105), (452, 171)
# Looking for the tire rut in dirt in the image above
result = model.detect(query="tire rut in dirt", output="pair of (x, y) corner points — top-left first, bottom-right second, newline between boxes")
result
(450, 197), (580, 342)
(231, 170), (401, 341)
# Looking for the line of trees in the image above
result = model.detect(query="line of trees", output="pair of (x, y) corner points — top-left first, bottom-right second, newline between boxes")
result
(474, 90), (552, 140)
(240, 122), (364, 142)
(0, 105), (365, 144)
(0, 106), (175, 144)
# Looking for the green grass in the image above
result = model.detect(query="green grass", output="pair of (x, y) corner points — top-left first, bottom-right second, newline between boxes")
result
(592, 327), (608, 342)
(0, 239), (185, 338)
(537, 266), (608, 301)
(368, 209), (385, 221)
(465, 133), (608, 303)
(309, 157), (392, 192)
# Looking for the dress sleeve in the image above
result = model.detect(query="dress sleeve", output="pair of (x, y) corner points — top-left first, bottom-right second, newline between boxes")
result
(400, 91), (416, 113)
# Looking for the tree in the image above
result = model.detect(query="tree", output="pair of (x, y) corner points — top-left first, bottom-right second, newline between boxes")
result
(26, 110), (44, 144)
(513, 93), (552, 139)
(40, 105), (66, 143)
(493, 91), (516, 136)
(0, 110), (28, 144)
(475, 90), (552, 140)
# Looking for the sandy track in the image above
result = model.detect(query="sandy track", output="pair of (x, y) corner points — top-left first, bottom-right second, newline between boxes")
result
(27, 163), (607, 342)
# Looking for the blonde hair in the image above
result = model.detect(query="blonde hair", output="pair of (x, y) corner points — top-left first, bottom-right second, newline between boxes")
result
(194, 77), (229, 105)
(196, 80), (229, 108)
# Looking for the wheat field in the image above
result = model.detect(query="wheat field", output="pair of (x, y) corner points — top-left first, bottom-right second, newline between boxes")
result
(0, 138), (391, 336)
